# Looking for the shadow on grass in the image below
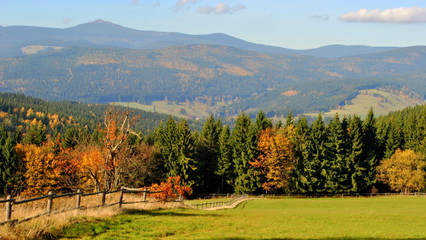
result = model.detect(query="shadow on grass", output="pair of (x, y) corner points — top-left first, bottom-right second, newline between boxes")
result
(218, 238), (426, 240)
(122, 208), (219, 217)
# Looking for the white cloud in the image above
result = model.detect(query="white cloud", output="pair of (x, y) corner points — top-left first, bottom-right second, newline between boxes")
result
(173, 0), (197, 12)
(197, 3), (247, 15)
(131, 0), (139, 6)
(339, 7), (426, 24)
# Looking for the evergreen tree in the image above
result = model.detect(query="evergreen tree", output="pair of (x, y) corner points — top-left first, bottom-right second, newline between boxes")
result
(197, 114), (222, 192)
(347, 115), (365, 193)
(231, 113), (259, 194)
(175, 120), (198, 185)
(155, 116), (179, 180)
(62, 128), (78, 149)
(216, 125), (234, 193)
(291, 116), (311, 193)
(23, 121), (46, 146)
(303, 114), (330, 193)
(0, 129), (23, 196)
(254, 110), (272, 134)
(325, 114), (350, 193)
(362, 108), (379, 192)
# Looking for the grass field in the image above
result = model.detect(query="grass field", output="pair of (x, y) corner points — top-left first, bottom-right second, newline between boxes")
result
(58, 197), (426, 240)
(113, 100), (228, 120)
(322, 89), (424, 118)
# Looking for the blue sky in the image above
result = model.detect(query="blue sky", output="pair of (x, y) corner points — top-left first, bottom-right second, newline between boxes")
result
(1, 0), (426, 49)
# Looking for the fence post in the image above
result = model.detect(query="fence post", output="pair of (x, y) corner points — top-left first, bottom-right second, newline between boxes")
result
(47, 191), (54, 215)
(142, 188), (147, 202)
(101, 191), (107, 207)
(76, 190), (82, 209)
(118, 187), (124, 208)
(5, 195), (13, 222)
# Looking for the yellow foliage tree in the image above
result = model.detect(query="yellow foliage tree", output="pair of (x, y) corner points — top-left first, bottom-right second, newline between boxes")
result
(377, 149), (426, 193)
(16, 143), (61, 196)
(251, 127), (296, 192)
(71, 145), (105, 192)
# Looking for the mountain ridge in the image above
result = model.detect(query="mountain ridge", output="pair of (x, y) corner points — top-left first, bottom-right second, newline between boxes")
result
(0, 19), (399, 58)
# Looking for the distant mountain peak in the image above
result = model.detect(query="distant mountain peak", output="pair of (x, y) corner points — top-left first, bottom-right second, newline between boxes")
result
(89, 19), (114, 25)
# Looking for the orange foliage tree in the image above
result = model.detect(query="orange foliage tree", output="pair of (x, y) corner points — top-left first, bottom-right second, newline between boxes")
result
(100, 107), (139, 191)
(377, 149), (426, 193)
(251, 126), (296, 193)
(71, 145), (105, 192)
(16, 143), (61, 196)
(149, 176), (192, 201)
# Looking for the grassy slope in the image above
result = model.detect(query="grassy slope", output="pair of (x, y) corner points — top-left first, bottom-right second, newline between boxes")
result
(113, 100), (228, 120)
(59, 197), (426, 239)
(309, 89), (424, 118)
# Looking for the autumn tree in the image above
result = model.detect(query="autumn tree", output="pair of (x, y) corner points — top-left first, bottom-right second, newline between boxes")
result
(16, 143), (61, 196)
(377, 149), (426, 193)
(251, 127), (295, 193)
(119, 142), (163, 187)
(72, 145), (104, 191)
(149, 176), (192, 201)
(100, 107), (140, 190)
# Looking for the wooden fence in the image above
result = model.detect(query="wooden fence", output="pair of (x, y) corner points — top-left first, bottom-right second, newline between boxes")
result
(0, 187), (170, 226)
(189, 195), (248, 210)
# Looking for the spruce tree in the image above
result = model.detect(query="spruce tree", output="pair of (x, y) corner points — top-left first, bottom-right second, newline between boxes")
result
(348, 115), (365, 193)
(255, 110), (272, 133)
(198, 114), (222, 192)
(304, 114), (330, 193)
(291, 116), (311, 193)
(176, 120), (197, 185)
(231, 113), (259, 194)
(0, 131), (22, 196)
(362, 108), (379, 192)
(216, 125), (234, 193)
(23, 121), (46, 146)
(325, 114), (350, 193)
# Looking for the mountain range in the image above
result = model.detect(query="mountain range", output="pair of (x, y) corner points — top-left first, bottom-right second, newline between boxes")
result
(1, 19), (396, 58)
(0, 20), (425, 118)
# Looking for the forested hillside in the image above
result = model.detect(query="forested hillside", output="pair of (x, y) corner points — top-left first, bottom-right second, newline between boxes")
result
(0, 92), (171, 134)
(0, 45), (425, 116)
(1, 93), (425, 197)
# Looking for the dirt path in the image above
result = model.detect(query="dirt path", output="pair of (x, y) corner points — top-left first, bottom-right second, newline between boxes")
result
(202, 198), (254, 211)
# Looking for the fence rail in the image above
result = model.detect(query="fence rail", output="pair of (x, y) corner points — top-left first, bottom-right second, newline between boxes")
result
(0, 187), (171, 226)
(189, 195), (248, 210)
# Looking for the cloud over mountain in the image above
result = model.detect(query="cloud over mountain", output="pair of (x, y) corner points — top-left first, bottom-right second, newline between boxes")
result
(173, 0), (197, 12)
(197, 3), (247, 15)
(339, 7), (426, 24)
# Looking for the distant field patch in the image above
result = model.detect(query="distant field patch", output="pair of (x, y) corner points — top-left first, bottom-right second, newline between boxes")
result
(321, 89), (424, 117)
(59, 197), (426, 239)
(112, 100), (228, 120)
(281, 90), (299, 96)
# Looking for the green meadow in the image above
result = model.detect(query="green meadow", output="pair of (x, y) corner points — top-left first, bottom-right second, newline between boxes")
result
(59, 197), (426, 240)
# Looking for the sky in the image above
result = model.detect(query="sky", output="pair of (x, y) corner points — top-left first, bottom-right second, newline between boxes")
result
(1, 0), (426, 49)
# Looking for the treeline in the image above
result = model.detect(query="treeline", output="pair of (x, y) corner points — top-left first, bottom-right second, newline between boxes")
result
(1, 99), (426, 197)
